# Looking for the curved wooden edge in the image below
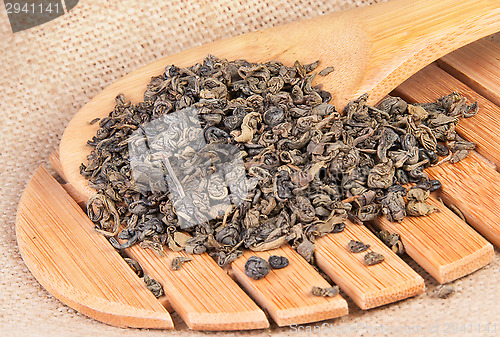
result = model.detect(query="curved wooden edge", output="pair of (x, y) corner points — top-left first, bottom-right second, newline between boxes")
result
(315, 221), (425, 310)
(439, 244), (494, 284)
(15, 166), (173, 329)
(373, 196), (494, 284)
(231, 246), (348, 327)
(48, 153), (269, 330)
(125, 244), (269, 331)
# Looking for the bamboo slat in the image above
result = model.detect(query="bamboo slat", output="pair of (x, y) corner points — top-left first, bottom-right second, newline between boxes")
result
(438, 39), (500, 107)
(392, 64), (500, 247)
(314, 220), (425, 310)
(50, 152), (354, 329)
(50, 162), (347, 329)
(427, 152), (500, 248)
(125, 245), (269, 330)
(231, 246), (348, 326)
(373, 196), (494, 284)
(49, 150), (428, 319)
(393, 63), (500, 169)
(15, 166), (174, 329)
(49, 152), (352, 327)
(49, 158), (269, 331)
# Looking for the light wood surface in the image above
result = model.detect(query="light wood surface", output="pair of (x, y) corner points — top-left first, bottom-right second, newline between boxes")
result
(53, 150), (352, 327)
(15, 167), (174, 329)
(438, 39), (500, 107)
(59, 0), (500, 203)
(124, 243), (269, 331)
(373, 196), (494, 284)
(49, 151), (66, 181)
(427, 152), (500, 248)
(51, 160), (269, 330)
(231, 247), (348, 326)
(314, 220), (425, 310)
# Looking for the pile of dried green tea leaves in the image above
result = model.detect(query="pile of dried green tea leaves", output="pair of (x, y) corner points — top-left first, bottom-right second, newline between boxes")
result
(81, 55), (478, 266)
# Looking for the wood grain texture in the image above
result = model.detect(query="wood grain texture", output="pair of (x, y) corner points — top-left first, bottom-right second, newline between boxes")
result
(49, 151), (66, 181)
(49, 155), (268, 331)
(50, 152), (87, 208)
(393, 63), (500, 169)
(438, 39), (500, 107)
(33, 1), (500, 329)
(314, 221), (425, 310)
(373, 196), (494, 284)
(392, 63), (500, 247)
(124, 244), (269, 331)
(231, 246), (348, 326)
(427, 152), (500, 248)
(60, 0), (500, 203)
(61, 183), (87, 209)
(15, 166), (174, 329)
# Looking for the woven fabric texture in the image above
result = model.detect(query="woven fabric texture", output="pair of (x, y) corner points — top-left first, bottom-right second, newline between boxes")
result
(0, 0), (498, 336)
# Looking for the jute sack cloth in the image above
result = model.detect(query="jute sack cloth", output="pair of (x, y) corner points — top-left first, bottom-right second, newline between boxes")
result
(0, 1), (498, 336)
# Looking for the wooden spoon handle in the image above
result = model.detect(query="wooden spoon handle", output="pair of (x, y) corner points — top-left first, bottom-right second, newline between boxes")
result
(257, 0), (500, 107)
(356, 0), (500, 104)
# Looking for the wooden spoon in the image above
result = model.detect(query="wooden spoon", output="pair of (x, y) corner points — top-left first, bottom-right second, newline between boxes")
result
(60, 0), (500, 200)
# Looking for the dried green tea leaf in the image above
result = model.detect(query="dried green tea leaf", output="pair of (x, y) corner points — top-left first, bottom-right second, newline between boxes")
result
(406, 188), (439, 217)
(311, 285), (339, 297)
(245, 256), (270, 280)
(377, 230), (405, 255)
(318, 66), (335, 76)
(140, 239), (165, 256)
(296, 239), (315, 263)
(367, 160), (395, 189)
(124, 257), (143, 277)
(364, 251), (385, 266)
(87, 194), (120, 237)
(89, 117), (100, 125)
(168, 232), (191, 252)
(144, 274), (164, 298)
(432, 284), (455, 299)
(348, 240), (370, 253)
(392, 240), (405, 255)
(171, 256), (193, 271)
(268, 255), (289, 269)
(448, 204), (467, 222)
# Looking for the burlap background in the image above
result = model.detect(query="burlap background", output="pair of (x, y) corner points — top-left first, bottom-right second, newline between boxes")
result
(0, 0), (498, 336)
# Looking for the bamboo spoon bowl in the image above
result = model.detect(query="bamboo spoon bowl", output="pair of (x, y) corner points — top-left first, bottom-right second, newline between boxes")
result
(60, 0), (500, 201)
